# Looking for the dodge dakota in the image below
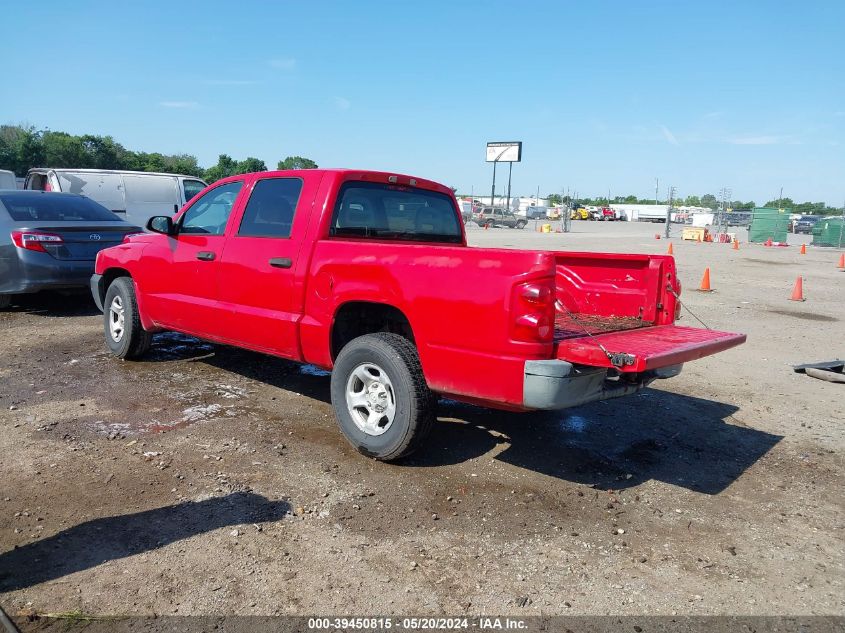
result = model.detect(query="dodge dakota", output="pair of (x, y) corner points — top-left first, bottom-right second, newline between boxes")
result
(91, 169), (745, 460)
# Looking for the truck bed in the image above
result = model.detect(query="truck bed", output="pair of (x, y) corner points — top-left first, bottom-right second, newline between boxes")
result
(554, 311), (646, 341)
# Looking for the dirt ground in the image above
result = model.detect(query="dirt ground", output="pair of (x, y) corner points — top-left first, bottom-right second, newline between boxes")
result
(0, 221), (842, 620)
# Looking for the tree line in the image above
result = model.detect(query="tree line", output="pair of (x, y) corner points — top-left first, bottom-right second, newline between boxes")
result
(0, 124), (318, 184)
(543, 193), (841, 215)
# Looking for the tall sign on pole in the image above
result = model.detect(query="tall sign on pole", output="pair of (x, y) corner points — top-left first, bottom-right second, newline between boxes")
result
(486, 142), (522, 207)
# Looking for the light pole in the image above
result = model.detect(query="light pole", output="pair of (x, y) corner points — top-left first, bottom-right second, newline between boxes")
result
(490, 147), (510, 208)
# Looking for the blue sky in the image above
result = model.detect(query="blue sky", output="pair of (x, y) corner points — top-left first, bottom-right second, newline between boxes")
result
(4, 1), (844, 205)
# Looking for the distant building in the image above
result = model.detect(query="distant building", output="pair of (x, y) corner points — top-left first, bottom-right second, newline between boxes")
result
(469, 196), (549, 210)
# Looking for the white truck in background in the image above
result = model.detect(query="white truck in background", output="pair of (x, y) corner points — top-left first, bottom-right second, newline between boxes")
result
(24, 168), (207, 226)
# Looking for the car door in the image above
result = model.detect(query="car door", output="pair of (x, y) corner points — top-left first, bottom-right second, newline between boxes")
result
(139, 180), (245, 338)
(216, 173), (322, 358)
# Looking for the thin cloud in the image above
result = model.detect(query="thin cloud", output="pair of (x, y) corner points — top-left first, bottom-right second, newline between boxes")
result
(333, 96), (351, 111)
(202, 79), (259, 86)
(704, 111), (723, 119)
(159, 101), (199, 109)
(269, 57), (297, 70)
(660, 125), (679, 146)
(728, 135), (781, 145)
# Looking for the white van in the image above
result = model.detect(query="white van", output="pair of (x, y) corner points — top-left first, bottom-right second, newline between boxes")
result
(0, 170), (17, 190)
(24, 168), (207, 226)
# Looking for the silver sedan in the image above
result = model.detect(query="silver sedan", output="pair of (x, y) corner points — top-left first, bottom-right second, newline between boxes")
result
(0, 191), (141, 309)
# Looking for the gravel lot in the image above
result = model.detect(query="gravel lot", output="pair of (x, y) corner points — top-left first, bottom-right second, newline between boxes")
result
(0, 221), (842, 619)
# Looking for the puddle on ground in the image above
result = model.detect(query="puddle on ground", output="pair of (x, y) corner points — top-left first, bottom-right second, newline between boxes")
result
(148, 332), (215, 360)
(560, 414), (590, 433)
(299, 364), (330, 377)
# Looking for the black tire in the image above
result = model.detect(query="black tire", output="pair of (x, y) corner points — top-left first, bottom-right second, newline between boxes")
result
(103, 277), (152, 360)
(330, 333), (435, 461)
(0, 294), (11, 310)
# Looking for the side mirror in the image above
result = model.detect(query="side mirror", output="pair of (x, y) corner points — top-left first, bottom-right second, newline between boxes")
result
(147, 216), (174, 235)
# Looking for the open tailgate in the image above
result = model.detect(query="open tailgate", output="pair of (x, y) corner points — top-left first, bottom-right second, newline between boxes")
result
(555, 325), (746, 372)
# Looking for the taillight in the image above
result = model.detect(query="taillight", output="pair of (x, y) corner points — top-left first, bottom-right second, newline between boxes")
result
(511, 281), (554, 343)
(10, 231), (64, 253)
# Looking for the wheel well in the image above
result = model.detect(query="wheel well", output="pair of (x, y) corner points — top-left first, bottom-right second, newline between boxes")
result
(331, 302), (415, 360)
(100, 268), (131, 300)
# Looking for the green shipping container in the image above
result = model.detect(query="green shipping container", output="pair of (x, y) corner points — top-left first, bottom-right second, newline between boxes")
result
(812, 217), (845, 248)
(748, 208), (790, 243)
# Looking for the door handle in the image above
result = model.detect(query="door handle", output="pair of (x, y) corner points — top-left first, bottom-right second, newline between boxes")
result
(196, 251), (215, 261)
(269, 257), (293, 269)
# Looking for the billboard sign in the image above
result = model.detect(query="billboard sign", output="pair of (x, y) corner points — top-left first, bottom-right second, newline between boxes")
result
(486, 141), (522, 163)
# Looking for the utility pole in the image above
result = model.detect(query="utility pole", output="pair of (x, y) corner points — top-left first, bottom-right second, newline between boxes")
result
(563, 187), (570, 232)
(665, 186), (675, 238)
(655, 178), (659, 205)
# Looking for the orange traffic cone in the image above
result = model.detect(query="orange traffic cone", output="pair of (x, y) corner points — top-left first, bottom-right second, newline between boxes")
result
(732, 239), (739, 250)
(697, 267), (713, 292)
(800, 244), (807, 255)
(838, 253), (845, 269)
(789, 276), (805, 301)
(667, 242), (673, 255)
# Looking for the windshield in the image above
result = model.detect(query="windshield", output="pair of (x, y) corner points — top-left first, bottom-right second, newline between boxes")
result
(0, 193), (121, 222)
(330, 182), (462, 244)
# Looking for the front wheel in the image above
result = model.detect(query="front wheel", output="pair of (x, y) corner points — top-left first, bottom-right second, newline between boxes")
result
(330, 333), (435, 461)
(103, 277), (152, 360)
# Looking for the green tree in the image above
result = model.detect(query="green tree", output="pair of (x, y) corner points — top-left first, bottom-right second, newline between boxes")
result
(81, 135), (123, 169)
(700, 194), (718, 209)
(546, 193), (563, 205)
(764, 197), (794, 210)
(203, 154), (239, 183)
(277, 156), (318, 170)
(684, 195), (701, 207)
(41, 131), (90, 168)
(161, 153), (204, 178)
(15, 127), (45, 176)
(236, 157), (267, 174)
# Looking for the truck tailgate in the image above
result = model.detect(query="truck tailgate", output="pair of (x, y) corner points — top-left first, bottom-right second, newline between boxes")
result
(555, 325), (746, 372)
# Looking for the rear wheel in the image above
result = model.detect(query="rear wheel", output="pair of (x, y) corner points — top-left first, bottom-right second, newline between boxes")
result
(330, 333), (435, 461)
(103, 277), (152, 360)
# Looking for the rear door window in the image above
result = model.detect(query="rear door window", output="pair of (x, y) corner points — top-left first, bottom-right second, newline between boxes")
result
(330, 182), (462, 243)
(238, 178), (303, 238)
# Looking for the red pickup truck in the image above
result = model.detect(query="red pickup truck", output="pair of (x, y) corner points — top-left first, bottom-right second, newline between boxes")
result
(91, 169), (745, 461)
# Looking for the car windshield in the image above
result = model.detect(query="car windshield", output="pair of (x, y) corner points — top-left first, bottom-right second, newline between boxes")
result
(330, 181), (462, 244)
(0, 193), (121, 222)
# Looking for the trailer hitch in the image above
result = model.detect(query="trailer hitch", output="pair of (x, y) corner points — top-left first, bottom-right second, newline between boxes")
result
(606, 352), (637, 368)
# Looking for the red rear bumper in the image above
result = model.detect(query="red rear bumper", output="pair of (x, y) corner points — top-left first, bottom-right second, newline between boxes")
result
(554, 325), (746, 372)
